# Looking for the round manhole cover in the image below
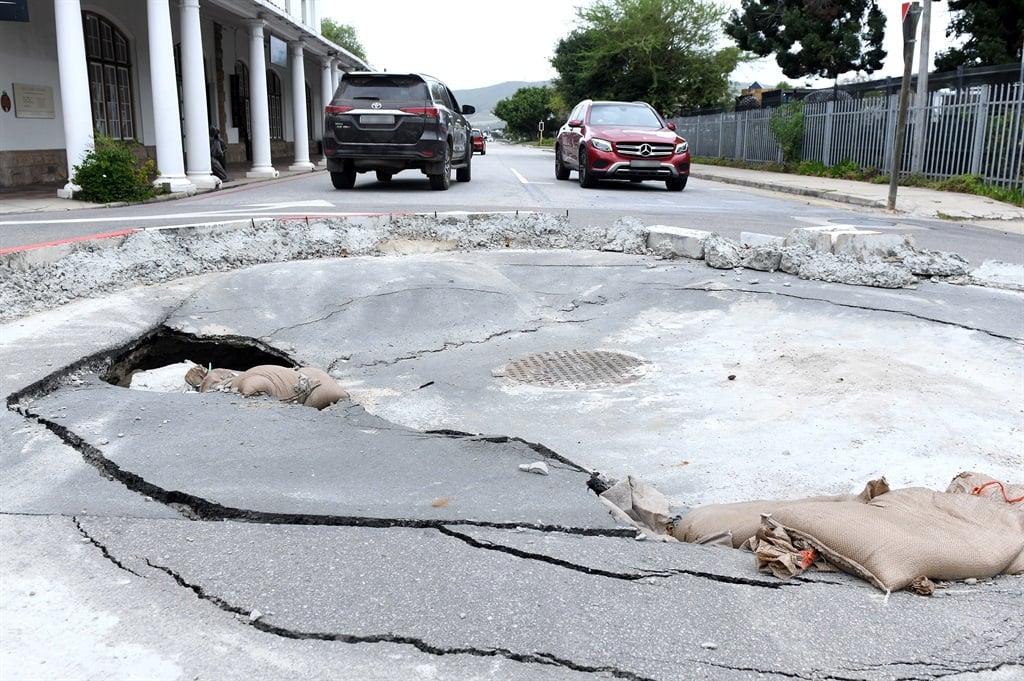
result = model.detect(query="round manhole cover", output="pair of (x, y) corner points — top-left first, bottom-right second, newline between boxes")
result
(494, 350), (648, 390)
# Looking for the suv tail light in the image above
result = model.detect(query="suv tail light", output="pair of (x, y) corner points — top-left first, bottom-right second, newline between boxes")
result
(400, 106), (440, 118)
(325, 105), (354, 114)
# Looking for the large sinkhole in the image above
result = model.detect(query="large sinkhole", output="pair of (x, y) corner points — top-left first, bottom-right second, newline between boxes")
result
(102, 327), (295, 387)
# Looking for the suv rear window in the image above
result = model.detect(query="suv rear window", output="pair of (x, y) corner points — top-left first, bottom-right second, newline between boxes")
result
(337, 75), (430, 104)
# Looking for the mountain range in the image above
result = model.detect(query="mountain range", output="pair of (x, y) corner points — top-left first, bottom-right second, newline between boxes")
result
(453, 80), (551, 131)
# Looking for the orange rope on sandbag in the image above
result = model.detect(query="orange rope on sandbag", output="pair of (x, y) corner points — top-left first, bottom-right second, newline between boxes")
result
(799, 548), (817, 570)
(970, 480), (1024, 504)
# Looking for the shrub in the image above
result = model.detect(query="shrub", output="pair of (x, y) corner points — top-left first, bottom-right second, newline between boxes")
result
(72, 134), (159, 203)
(769, 101), (805, 165)
(797, 160), (826, 176)
(824, 158), (862, 180)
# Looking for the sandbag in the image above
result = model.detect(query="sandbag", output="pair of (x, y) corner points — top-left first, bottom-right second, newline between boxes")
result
(185, 364), (349, 409)
(761, 486), (1024, 593)
(598, 475), (677, 541)
(670, 478), (890, 548)
(946, 471), (1024, 506)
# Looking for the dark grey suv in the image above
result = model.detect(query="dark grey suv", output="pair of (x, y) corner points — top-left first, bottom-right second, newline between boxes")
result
(323, 72), (475, 190)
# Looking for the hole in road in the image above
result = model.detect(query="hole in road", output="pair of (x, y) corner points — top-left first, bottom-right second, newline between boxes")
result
(101, 327), (295, 388)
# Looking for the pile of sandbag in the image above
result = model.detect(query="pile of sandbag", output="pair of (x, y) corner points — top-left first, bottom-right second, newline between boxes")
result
(600, 472), (1024, 595)
(184, 364), (349, 410)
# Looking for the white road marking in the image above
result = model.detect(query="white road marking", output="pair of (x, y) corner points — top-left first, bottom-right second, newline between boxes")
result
(246, 200), (335, 209)
(510, 168), (530, 184)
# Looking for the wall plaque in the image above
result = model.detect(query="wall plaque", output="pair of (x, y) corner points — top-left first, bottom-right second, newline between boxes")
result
(13, 83), (55, 119)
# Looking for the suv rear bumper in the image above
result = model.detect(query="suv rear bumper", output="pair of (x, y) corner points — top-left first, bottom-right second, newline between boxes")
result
(324, 138), (446, 173)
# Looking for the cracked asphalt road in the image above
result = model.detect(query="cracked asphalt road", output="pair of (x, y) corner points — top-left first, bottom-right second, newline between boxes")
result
(2, 248), (1022, 680)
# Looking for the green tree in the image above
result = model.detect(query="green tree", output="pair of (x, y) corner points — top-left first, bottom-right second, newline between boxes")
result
(321, 17), (366, 61)
(724, 0), (886, 82)
(550, 0), (739, 114)
(493, 86), (558, 138)
(934, 0), (1024, 70)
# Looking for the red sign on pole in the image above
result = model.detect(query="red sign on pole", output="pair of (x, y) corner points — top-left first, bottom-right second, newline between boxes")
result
(902, 2), (921, 45)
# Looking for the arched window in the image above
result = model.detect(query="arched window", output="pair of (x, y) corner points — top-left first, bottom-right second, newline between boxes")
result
(268, 71), (283, 140)
(83, 12), (135, 139)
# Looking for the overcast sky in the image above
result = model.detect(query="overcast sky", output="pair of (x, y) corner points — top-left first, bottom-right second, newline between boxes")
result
(320, 0), (955, 91)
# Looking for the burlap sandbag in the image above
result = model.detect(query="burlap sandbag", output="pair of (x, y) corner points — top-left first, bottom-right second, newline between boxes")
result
(945, 471), (1024, 574)
(765, 487), (1024, 593)
(671, 479), (890, 548)
(946, 471), (1024, 506)
(186, 364), (348, 409)
(599, 475), (677, 541)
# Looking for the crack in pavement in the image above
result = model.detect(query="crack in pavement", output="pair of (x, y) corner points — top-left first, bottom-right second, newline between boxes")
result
(14, 407), (634, 539)
(438, 525), (789, 589)
(838, 658), (1023, 680)
(346, 317), (595, 370)
(143, 558), (659, 681)
(669, 283), (1024, 343)
(72, 516), (144, 577)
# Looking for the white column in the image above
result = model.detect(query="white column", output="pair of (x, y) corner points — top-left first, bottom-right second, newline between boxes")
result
(54, 0), (93, 198)
(179, 0), (219, 188)
(332, 62), (340, 94)
(246, 18), (278, 178)
(319, 56), (334, 167)
(288, 41), (313, 171)
(147, 0), (195, 193)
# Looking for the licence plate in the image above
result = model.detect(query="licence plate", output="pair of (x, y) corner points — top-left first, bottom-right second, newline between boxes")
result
(630, 160), (661, 169)
(360, 114), (394, 125)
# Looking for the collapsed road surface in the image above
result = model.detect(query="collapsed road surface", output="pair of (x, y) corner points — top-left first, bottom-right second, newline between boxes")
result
(2, 214), (1022, 680)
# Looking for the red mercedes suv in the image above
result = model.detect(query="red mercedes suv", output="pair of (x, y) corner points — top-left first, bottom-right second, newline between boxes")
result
(554, 100), (690, 191)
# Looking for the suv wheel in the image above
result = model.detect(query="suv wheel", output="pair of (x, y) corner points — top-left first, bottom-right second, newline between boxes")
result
(429, 143), (452, 190)
(554, 145), (570, 180)
(666, 176), (687, 191)
(456, 144), (472, 182)
(578, 148), (598, 188)
(330, 167), (356, 189)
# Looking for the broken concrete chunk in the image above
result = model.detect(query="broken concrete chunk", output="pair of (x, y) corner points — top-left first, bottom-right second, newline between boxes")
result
(739, 245), (782, 272)
(703, 234), (742, 269)
(895, 247), (971, 278)
(645, 225), (710, 259)
(797, 253), (916, 288)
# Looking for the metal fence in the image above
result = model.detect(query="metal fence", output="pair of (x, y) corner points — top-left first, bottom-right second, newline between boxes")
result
(669, 81), (1024, 190)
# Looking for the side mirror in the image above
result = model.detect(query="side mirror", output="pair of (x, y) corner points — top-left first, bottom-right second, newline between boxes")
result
(462, 104), (476, 115)
(568, 119), (583, 129)
(666, 122), (676, 131)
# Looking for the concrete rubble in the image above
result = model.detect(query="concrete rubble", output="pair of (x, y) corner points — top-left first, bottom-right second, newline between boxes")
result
(3, 213), (1020, 324)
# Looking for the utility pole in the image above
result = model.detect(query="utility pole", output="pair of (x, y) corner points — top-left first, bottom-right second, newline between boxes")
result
(909, 0), (932, 173)
(889, 2), (922, 211)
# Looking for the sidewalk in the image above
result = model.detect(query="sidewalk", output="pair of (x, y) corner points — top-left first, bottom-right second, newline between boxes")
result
(0, 162), (317, 215)
(691, 163), (1024, 229)
(1, 162), (1022, 228)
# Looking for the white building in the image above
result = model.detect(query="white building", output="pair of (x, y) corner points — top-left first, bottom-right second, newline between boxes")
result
(0, 0), (368, 196)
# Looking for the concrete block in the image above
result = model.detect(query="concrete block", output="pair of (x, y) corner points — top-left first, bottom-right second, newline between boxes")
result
(834, 232), (914, 259)
(785, 226), (863, 253)
(740, 232), (785, 249)
(646, 225), (710, 259)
